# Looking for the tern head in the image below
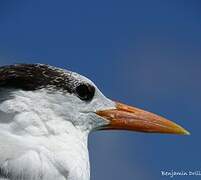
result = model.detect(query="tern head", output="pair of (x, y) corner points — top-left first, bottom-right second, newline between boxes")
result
(0, 64), (189, 136)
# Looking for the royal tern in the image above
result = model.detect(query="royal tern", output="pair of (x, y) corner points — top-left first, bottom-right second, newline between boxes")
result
(0, 64), (189, 180)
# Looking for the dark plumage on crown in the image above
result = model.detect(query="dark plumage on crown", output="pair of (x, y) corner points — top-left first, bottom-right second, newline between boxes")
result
(0, 64), (79, 92)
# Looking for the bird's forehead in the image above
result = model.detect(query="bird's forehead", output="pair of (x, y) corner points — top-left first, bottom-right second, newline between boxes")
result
(70, 71), (94, 86)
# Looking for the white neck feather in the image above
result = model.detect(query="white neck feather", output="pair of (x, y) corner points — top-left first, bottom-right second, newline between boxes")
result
(0, 89), (92, 180)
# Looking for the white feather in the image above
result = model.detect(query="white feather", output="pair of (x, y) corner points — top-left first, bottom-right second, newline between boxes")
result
(0, 75), (115, 180)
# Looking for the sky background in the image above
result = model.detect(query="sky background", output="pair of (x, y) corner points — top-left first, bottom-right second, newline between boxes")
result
(0, 0), (200, 179)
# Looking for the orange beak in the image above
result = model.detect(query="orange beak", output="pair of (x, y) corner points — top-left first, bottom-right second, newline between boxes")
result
(96, 102), (190, 135)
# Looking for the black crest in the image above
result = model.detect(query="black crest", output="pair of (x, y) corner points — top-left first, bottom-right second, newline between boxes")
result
(0, 64), (79, 92)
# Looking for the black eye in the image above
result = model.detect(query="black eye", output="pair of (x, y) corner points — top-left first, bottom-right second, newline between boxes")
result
(75, 83), (95, 101)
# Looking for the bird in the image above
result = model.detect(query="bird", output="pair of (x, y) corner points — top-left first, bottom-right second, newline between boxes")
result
(0, 64), (189, 180)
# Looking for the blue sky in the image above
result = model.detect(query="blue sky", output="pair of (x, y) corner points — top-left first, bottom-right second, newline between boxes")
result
(0, 0), (200, 179)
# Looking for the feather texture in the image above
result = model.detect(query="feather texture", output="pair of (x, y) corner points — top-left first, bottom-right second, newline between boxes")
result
(0, 89), (91, 180)
(0, 64), (115, 180)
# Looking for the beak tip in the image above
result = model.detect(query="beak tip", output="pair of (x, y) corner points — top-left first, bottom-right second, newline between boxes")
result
(182, 129), (190, 135)
(175, 126), (190, 135)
